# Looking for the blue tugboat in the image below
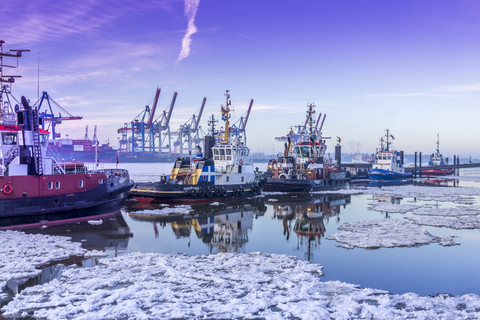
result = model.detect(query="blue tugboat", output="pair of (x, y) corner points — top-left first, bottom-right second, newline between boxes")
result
(368, 130), (413, 181)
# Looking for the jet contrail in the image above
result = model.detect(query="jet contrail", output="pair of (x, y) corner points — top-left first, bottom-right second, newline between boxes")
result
(177, 0), (200, 63)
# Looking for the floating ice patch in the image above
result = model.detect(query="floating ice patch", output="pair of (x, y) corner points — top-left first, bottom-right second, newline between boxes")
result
(262, 191), (288, 196)
(312, 188), (365, 195)
(0, 230), (99, 300)
(368, 202), (423, 214)
(130, 205), (193, 217)
(2, 252), (480, 320)
(413, 206), (480, 217)
(365, 185), (480, 204)
(328, 219), (459, 249)
(407, 216), (480, 230)
(87, 220), (103, 225)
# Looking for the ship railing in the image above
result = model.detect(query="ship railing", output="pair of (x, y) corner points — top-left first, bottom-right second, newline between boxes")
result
(46, 145), (67, 174)
(2, 145), (20, 166)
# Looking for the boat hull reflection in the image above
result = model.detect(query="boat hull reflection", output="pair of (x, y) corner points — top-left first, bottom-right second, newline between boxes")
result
(267, 193), (351, 260)
(125, 198), (267, 253)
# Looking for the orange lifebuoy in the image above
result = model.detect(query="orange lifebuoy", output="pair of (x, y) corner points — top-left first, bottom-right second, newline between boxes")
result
(3, 184), (13, 195)
(202, 175), (207, 181)
(239, 159), (243, 165)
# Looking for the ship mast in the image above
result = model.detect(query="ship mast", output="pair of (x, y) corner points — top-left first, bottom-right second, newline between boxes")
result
(307, 103), (316, 137)
(222, 90), (231, 144)
(0, 40), (30, 124)
(436, 133), (440, 156)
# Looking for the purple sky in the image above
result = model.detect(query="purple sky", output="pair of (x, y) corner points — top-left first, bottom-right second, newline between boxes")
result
(2, 0), (480, 156)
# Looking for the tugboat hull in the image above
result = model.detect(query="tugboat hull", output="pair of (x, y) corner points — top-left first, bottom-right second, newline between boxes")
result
(130, 181), (263, 202)
(368, 168), (413, 181)
(0, 170), (134, 219)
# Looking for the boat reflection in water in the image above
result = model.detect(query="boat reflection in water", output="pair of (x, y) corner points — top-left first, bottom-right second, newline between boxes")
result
(127, 199), (267, 253)
(0, 205), (133, 253)
(267, 193), (351, 261)
(0, 207), (133, 304)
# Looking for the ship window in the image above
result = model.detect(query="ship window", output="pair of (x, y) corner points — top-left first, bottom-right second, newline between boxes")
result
(214, 149), (219, 155)
(78, 180), (84, 188)
(48, 181), (53, 189)
(241, 176), (244, 182)
(226, 149), (231, 155)
(226, 176), (229, 182)
(220, 149), (225, 155)
(2, 133), (17, 145)
(227, 156), (231, 160)
(55, 181), (61, 189)
(214, 156), (219, 160)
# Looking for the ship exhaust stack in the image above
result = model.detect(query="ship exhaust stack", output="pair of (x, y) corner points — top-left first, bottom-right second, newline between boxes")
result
(335, 145), (342, 166)
(204, 135), (215, 159)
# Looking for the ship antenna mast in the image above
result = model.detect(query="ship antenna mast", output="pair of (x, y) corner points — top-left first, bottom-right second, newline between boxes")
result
(0, 40), (30, 124)
(222, 90), (231, 144)
(436, 133), (440, 155)
(208, 114), (218, 136)
(307, 103), (316, 137)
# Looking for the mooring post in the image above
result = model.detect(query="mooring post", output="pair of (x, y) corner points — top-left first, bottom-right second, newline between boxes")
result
(419, 152), (422, 177)
(457, 155), (460, 176)
(414, 152), (417, 178)
(454, 155), (457, 176)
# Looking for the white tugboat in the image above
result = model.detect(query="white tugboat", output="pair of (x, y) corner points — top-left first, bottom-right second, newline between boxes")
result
(130, 90), (265, 202)
(368, 129), (413, 181)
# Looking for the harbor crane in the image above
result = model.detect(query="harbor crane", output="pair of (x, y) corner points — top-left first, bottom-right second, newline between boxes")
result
(129, 87), (161, 155)
(228, 98), (254, 145)
(172, 97), (206, 157)
(153, 91), (177, 156)
(35, 91), (83, 140)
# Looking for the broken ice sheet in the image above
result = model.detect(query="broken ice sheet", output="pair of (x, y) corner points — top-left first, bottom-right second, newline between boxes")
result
(2, 252), (480, 320)
(327, 219), (459, 249)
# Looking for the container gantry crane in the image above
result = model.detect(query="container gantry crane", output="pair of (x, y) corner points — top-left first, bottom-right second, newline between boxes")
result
(153, 91), (177, 157)
(35, 91), (83, 140)
(172, 97), (206, 157)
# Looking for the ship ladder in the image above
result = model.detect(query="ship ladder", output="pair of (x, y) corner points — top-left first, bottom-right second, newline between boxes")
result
(30, 108), (43, 175)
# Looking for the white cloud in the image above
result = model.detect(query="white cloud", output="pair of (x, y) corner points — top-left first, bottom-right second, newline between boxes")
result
(177, 0), (200, 63)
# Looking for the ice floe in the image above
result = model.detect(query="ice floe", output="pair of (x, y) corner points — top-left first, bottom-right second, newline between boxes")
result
(87, 219), (103, 225)
(0, 230), (102, 302)
(368, 202), (424, 214)
(413, 206), (480, 217)
(364, 185), (480, 203)
(406, 216), (480, 230)
(2, 252), (480, 320)
(129, 205), (193, 217)
(328, 219), (459, 249)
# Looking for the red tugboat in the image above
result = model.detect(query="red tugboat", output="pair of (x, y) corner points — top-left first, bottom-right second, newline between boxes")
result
(0, 41), (133, 219)
(264, 103), (349, 192)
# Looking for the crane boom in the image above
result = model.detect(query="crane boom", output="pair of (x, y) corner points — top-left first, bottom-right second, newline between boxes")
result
(318, 114), (327, 134)
(164, 92), (177, 128)
(146, 87), (161, 129)
(315, 113), (322, 132)
(194, 97), (207, 131)
(241, 99), (253, 132)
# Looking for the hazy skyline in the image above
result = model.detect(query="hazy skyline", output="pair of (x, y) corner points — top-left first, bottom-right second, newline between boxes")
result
(2, 0), (480, 157)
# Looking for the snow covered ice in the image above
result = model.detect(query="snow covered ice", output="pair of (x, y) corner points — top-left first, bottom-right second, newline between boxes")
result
(3, 251), (480, 320)
(328, 219), (459, 249)
(0, 230), (104, 303)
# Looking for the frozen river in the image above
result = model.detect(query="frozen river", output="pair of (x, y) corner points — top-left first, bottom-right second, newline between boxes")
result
(2, 163), (480, 319)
